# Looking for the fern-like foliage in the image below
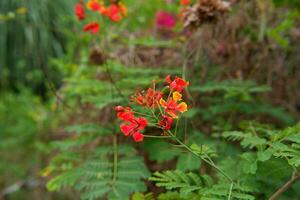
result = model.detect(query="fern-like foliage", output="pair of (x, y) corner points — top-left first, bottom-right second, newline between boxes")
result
(190, 80), (294, 125)
(149, 170), (212, 198)
(223, 123), (300, 168)
(150, 170), (255, 200)
(132, 192), (155, 200)
(47, 144), (150, 200)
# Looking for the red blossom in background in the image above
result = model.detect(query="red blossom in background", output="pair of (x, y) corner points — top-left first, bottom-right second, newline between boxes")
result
(180, 0), (190, 6)
(166, 75), (189, 92)
(155, 11), (177, 29)
(83, 22), (100, 34)
(74, 0), (127, 34)
(107, 3), (127, 22)
(75, 1), (85, 20)
(87, 0), (102, 11)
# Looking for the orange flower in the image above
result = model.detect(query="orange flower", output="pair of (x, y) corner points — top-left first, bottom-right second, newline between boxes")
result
(83, 22), (100, 34)
(132, 88), (163, 108)
(99, 5), (108, 16)
(180, 0), (190, 6)
(118, 2), (127, 16)
(87, 0), (101, 11)
(159, 92), (188, 118)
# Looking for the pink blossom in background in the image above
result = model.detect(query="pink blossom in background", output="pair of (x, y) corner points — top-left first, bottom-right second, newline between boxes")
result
(155, 10), (176, 29)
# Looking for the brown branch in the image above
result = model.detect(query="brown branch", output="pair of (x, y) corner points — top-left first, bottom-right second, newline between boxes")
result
(269, 173), (300, 200)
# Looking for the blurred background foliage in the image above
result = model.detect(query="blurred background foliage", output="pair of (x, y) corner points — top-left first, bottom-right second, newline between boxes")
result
(0, 0), (299, 199)
(0, 0), (76, 95)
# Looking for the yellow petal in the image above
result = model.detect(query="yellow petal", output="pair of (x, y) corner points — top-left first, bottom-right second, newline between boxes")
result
(159, 98), (167, 108)
(178, 102), (188, 113)
(172, 92), (182, 101)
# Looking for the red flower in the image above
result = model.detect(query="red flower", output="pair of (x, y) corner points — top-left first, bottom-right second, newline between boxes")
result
(107, 4), (121, 22)
(158, 115), (173, 131)
(116, 106), (148, 142)
(159, 92), (188, 118)
(75, 2), (85, 20)
(166, 75), (189, 92)
(116, 107), (135, 122)
(107, 3), (126, 22)
(83, 22), (100, 34)
(119, 117), (148, 141)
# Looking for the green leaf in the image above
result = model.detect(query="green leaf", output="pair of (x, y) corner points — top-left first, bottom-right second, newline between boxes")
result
(144, 140), (180, 163)
(257, 148), (274, 162)
(240, 153), (257, 174)
(176, 153), (201, 172)
(47, 145), (150, 200)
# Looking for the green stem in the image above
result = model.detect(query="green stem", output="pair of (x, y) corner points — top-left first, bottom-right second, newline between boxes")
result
(143, 135), (171, 139)
(174, 118), (179, 137)
(228, 182), (234, 200)
(112, 134), (118, 185)
(133, 111), (154, 118)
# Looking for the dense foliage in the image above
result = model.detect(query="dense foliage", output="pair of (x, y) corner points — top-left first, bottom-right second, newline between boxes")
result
(0, 0), (299, 200)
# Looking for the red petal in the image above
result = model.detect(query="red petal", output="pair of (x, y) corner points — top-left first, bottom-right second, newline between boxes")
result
(136, 117), (148, 130)
(165, 75), (172, 84)
(120, 123), (135, 136)
(118, 112), (133, 121)
(83, 22), (100, 34)
(75, 3), (85, 20)
(132, 132), (144, 142)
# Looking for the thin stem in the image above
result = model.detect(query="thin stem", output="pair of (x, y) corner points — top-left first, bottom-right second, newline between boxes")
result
(269, 172), (300, 200)
(112, 134), (118, 185)
(149, 108), (160, 121)
(143, 135), (171, 139)
(228, 182), (234, 200)
(174, 118), (179, 137)
(132, 111), (154, 118)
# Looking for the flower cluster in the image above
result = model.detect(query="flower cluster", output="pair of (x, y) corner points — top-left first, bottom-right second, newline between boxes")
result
(74, 0), (127, 34)
(115, 75), (189, 142)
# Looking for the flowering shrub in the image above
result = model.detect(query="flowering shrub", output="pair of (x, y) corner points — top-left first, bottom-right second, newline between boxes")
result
(74, 0), (127, 34)
(115, 75), (189, 142)
(42, 1), (300, 200)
